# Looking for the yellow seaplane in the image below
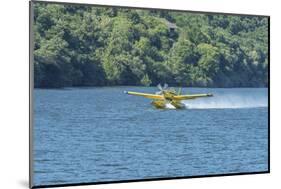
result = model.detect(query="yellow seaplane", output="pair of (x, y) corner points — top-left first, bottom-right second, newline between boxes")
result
(124, 84), (213, 109)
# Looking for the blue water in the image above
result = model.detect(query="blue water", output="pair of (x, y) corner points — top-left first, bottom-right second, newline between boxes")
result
(33, 87), (268, 186)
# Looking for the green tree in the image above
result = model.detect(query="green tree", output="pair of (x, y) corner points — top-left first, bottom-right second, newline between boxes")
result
(33, 2), (268, 88)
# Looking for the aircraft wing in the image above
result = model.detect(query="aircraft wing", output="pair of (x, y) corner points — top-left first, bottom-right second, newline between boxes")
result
(173, 93), (213, 100)
(124, 91), (164, 100)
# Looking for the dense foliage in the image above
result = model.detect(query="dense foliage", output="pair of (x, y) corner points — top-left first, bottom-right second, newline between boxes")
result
(33, 3), (269, 88)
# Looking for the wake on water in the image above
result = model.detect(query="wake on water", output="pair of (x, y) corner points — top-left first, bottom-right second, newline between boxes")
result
(164, 92), (268, 109)
(183, 93), (268, 109)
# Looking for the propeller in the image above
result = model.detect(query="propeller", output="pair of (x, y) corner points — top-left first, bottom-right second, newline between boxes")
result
(156, 83), (169, 95)
(157, 83), (163, 91)
(178, 88), (182, 95)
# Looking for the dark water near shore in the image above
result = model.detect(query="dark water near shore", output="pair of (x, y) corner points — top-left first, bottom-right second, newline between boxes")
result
(33, 87), (268, 186)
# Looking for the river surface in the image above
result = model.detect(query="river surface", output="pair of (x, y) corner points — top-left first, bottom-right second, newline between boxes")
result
(33, 87), (268, 186)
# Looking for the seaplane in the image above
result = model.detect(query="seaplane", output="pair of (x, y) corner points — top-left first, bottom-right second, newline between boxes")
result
(124, 84), (213, 109)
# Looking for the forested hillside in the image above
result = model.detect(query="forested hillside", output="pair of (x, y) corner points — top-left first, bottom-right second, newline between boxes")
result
(33, 2), (269, 88)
